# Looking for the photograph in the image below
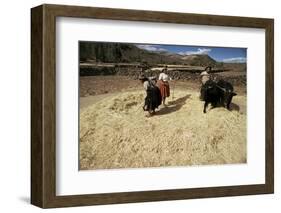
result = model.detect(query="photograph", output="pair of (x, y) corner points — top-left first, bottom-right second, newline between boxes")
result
(29, 3), (274, 208)
(79, 41), (247, 170)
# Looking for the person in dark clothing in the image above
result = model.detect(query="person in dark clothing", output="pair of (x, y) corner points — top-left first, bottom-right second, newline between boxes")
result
(139, 75), (162, 116)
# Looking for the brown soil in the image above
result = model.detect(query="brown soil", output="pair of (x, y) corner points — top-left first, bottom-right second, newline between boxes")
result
(80, 76), (246, 98)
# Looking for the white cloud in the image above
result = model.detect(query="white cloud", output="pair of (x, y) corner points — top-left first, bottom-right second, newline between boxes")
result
(136, 45), (167, 52)
(222, 57), (246, 63)
(178, 48), (211, 55)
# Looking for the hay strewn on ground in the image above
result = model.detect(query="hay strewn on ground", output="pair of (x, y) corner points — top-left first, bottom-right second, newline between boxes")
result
(80, 90), (246, 170)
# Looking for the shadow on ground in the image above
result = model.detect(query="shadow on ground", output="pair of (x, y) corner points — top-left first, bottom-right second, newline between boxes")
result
(229, 102), (240, 112)
(156, 94), (191, 115)
(207, 102), (241, 113)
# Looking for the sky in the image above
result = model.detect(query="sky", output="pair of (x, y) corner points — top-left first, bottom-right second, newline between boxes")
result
(136, 44), (247, 63)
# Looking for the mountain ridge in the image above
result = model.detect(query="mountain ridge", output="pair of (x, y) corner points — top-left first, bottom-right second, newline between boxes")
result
(79, 42), (221, 67)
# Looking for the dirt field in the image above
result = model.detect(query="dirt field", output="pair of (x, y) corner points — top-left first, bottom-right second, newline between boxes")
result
(79, 76), (246, 97)
(79, 76), (247, 170)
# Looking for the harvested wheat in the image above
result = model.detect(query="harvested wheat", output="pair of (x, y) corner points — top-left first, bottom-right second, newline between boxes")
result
(80, 89), (246, 170)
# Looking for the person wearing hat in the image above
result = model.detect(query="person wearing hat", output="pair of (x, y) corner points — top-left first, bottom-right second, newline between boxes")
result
(139, 75), (162, 116)
(200, 66), (212, 100)
(157, 66), (172, 106)
(200, 66), (211, 85)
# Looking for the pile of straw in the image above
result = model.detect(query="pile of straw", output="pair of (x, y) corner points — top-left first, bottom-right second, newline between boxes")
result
(80, 90), (246, 170)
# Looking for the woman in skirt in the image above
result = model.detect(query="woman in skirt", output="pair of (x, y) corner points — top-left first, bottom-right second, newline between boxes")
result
(157, 66), (172, 106)
(139, 75), (162, 116)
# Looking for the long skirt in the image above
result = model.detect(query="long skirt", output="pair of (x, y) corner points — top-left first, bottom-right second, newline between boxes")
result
(157, 80), (170, 98)
(143, 87), (162, 112)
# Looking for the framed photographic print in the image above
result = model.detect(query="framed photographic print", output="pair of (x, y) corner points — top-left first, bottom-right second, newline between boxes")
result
(31, 4), (274, 208)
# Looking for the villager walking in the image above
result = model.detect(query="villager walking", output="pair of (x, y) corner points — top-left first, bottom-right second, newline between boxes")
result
(157, 66), (172, 106)
(200, 66), (212, 100)
(139, 75), (162, 117)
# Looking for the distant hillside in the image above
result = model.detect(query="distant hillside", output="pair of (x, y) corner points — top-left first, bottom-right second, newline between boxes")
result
(79, 42), (219, 67)
(181, 54), (217, 66)
(222, 63), (246, 72)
